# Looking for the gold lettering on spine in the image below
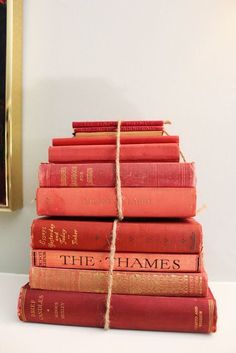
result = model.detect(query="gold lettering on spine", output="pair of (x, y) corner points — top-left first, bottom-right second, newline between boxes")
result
(194, 306), (199, 330)
(71, 229), (78, 245)
(60, 302), (65, 319)
(194, 305), (203, 331)
(87, 168), (94, 185)
(208, 299), (215, 332)
(54, 302), (59, 318)
(71, 166), (78, 186)
(39, 226), (47, 246)
(37, 294), (44, 321)
(60, 167), (67, 186)
(30, 300), (36, 318)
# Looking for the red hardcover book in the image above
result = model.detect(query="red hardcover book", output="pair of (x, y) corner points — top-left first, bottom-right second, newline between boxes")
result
(18, 283), (217, 333)
(32, 250), (201, 272)
(72, 120), (165, 128)
(36, 187), (196, 218)
(39, 162), (195, 188)
(52, 135), (178, 146)
(31, 218), (202, 253)
(30, 267), (208, 296)
(73, 126), (163, 133)
(48, 143), (180, 163)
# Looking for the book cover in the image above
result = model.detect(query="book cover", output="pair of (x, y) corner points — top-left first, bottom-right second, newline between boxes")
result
(30, 267), (208, 296)
(39, 162), (195, 188)
(72, 120), (165, 128)
(48, 143), (180, 163)
(31, 218), (202, 253)
(52, 135), (178, 146)
(36, 187), (196, 218)
(18, 283), (217, 333)
(32, 249), (202, 272)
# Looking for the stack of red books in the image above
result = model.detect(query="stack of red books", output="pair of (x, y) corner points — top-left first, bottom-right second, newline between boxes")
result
(18, 120), (217, 333)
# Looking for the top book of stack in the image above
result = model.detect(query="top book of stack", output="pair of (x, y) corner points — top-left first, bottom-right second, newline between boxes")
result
(36, 120), (197, 218)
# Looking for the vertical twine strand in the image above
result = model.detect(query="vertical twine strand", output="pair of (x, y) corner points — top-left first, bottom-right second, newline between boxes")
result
(104, 120), (123, 330)
(104, 219), (119, 330)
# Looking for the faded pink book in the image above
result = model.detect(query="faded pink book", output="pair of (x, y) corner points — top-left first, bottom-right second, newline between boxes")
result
(32, 250), (202, 272)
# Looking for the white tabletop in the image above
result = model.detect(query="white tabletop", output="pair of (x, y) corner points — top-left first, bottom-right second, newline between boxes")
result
(0, 273), (235, 353)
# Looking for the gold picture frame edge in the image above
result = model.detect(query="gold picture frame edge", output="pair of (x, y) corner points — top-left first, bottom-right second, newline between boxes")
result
(1, 0), (23, 211)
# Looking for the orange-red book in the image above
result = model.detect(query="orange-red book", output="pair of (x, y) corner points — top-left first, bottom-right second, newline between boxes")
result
(36, 187), (196, 218)
(30, 267), (208, 297)
(32, 250), (202, 272)
(48, 143), (179, 163)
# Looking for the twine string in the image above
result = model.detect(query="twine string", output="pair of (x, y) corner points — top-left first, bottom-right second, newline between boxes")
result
(104, 120), (123, 330)
(163, 129), (186, 162)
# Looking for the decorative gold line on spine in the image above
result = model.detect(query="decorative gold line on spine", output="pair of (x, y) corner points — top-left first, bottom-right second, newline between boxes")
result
(208, 299), (215, 333)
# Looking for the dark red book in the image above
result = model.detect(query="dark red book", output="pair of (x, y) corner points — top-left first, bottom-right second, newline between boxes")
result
(18, 284), (217, 333)
(31, 218), (202, 253)
(52, 135), (178, 146)
(72, 120), (165, 128)
(36, 187), (196, 218)
(48, 143), (180, 163)
(39, 162), (195, 188)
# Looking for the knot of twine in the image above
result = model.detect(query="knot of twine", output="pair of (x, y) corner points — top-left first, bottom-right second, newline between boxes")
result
(104, 120), (123, 330)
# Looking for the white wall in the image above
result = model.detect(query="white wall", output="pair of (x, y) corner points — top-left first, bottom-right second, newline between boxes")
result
(0, 0), (235, 280)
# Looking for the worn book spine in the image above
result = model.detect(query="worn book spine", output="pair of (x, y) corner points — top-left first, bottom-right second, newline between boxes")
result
(74, 131), (164, 137)
(73, 125), (163, 133)
(48, 143), (179, 163)
(72, 120), (165, 128)
(31, 218), (202, 253)
(36, 187), (196, 218)
(52, 135), (179, 146)
(32, 250), (201, 272)
(18, 283), (217, 332)
(30, 267), (208, 296)
(39, 162), (195, 188)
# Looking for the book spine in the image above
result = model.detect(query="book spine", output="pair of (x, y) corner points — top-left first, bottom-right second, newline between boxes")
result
(72, 120), (164, 128)
(36, 187), (196, 218)
(52, 135), (179, 146)
(32, 250), (201, 272)
(48, 143), (179, 163)
(39, 162), (195, 188)
(30, 267), (208, 296)
(74, 130), (163, 138)
(31, 218), (203, 253)
(18, 283), (217, 332)
(74, 125), (163, 132)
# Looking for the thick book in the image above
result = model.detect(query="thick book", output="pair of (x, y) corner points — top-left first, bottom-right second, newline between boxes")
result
(30, 267), (208, 296)
(36, 187), (196, 218)
(72, 120), (165, 128)
(52, 135), (178, 146)
(32, 250), (202, 272)
(74, 125), (163, 133)
(31, 218), (202, 253)
(18, 283), (217, 333)
(39, 162), (195, 188)
(48, 143), (180, 163)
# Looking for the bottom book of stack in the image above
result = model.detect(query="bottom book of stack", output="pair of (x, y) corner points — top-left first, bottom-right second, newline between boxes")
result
(18, 280), (217, 333)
